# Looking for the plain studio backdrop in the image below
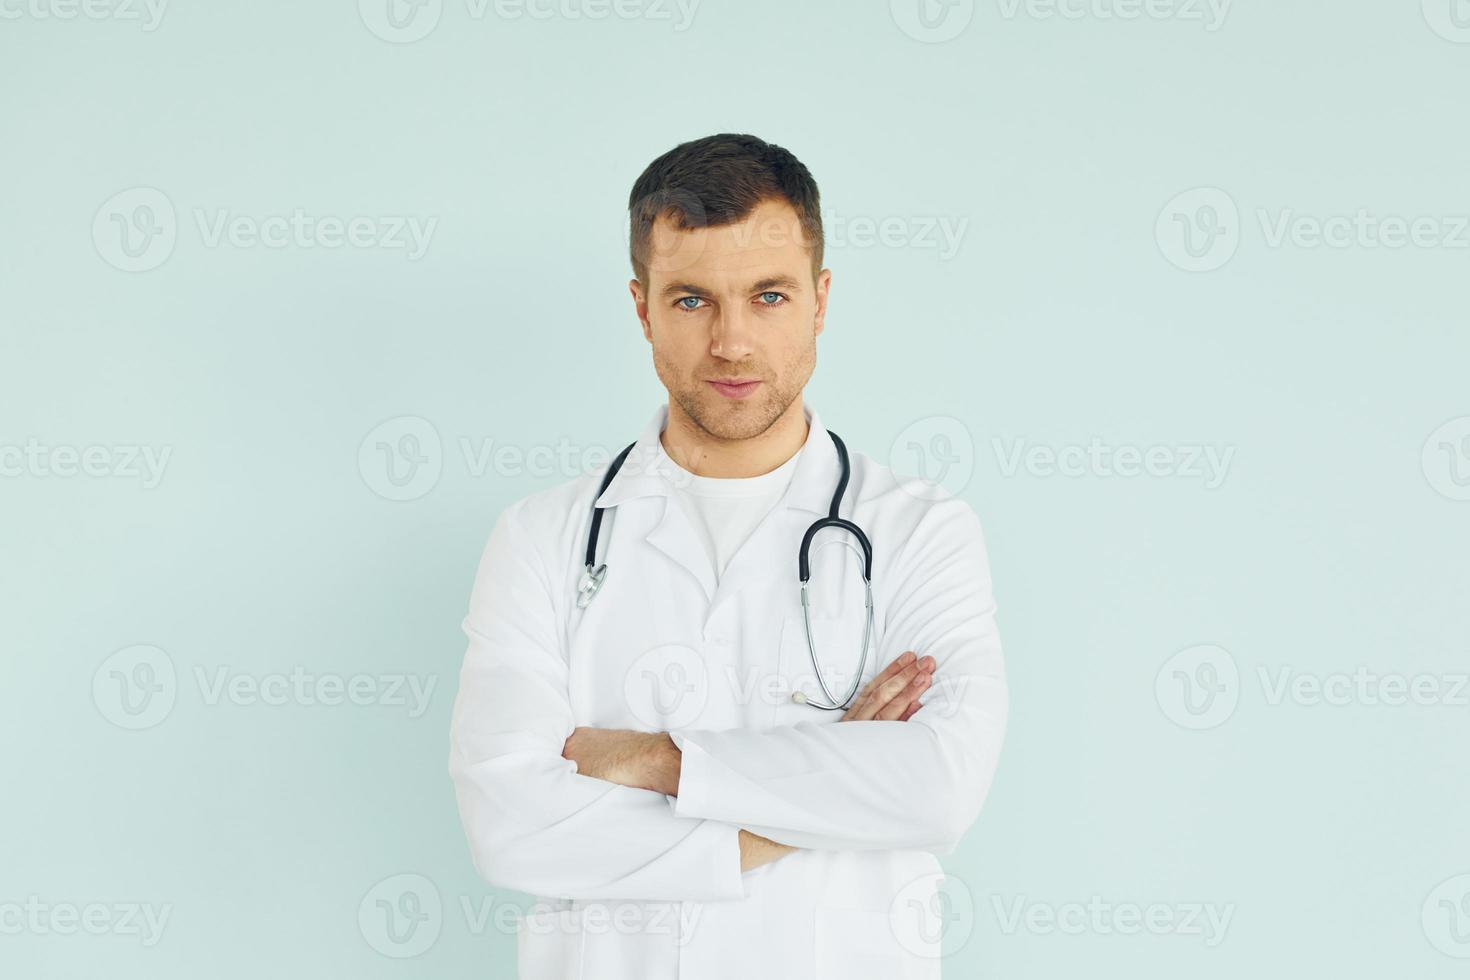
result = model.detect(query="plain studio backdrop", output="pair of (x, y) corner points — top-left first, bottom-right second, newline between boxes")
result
(2, 1), (1468, 976)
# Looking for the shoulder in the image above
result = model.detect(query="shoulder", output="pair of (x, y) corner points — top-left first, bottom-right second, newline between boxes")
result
(501, 468), (601, 534)
(475, 463), (610, 571)
(843, 445), (998, 604)
(844, 445), (986, 544)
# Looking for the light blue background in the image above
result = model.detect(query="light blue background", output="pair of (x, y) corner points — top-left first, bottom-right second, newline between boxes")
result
(3, 0), (1468, 976)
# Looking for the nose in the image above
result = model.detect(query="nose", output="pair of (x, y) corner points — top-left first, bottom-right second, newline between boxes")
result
(709, 305), (756, 362)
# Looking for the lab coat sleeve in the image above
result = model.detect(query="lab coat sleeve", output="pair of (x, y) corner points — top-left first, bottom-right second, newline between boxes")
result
(448, 501), (748, 902)
(667, 495), (1008, 854)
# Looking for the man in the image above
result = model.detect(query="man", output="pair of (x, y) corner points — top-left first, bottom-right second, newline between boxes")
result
(448, 133), (1008, 979)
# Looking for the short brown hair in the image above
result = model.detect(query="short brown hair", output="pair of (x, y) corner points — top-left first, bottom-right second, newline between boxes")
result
(627, 133), (824, 286)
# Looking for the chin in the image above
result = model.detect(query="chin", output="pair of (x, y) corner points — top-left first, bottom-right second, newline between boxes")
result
(688, 392), (782, 442)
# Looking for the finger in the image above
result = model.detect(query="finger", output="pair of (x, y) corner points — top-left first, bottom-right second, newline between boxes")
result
(847, 658), (923, 721)
(866, 651), (915, 694)
(842, 652), (915, 721)
(875, 671), (931, 721)
(864, 655), (923, 708)
(895, 663), (938, 721)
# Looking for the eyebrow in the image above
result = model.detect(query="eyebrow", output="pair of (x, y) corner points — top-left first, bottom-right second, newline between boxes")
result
(659, 275), (804, 300)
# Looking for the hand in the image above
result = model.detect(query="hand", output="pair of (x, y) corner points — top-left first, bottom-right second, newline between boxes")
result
(840, 650), (935, 722)
(561, 727), (678, 794)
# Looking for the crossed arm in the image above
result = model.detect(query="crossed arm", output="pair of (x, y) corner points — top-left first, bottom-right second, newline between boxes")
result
(558, 650), (938, 872)
(448, 496), (1007, 902)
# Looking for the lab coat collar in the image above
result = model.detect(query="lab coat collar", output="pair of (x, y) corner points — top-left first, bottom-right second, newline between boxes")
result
(593, 400), (837, 517)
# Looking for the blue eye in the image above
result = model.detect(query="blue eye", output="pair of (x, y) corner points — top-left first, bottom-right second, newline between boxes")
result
(759, 292), (786, 305)
(676, 297), (704, 311)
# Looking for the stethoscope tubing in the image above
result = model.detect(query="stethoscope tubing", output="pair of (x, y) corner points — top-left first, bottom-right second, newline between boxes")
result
(577, 427), (874, 711)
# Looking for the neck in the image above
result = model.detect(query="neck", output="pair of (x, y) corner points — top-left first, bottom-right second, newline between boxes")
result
(661, 398), (809, 478)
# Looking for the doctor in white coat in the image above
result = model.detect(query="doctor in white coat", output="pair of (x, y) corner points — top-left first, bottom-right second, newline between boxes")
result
(449, 133), (1008, 980)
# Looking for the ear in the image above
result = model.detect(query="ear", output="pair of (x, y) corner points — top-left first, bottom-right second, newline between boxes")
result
(812, 267), (832, 339)
(629, 278), (653, 342)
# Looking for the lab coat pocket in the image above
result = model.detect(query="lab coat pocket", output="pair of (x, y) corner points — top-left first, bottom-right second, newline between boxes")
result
(516, 907), (584, 980)
(813, 906), (936, 979)
(777, 612), (880, 717)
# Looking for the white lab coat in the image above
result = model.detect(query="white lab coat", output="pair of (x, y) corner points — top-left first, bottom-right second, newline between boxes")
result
(448, 402), (1008, 980)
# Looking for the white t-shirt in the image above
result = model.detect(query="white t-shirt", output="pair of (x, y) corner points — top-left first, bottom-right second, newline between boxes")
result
(656, 438), (803, 580)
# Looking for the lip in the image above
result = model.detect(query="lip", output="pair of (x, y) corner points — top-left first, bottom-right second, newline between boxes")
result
(706, 378), (762, 399)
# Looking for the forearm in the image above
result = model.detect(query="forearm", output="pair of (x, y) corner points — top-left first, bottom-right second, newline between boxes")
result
(565, 722), (970, 856)
(452, 722), (751, 902)
(738, 829), (797, 871)
(563, 729), (800, 874)
(667, 693), (1005, 854)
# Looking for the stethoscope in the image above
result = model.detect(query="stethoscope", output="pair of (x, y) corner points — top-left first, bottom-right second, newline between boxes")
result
(576, 429), (874, 711)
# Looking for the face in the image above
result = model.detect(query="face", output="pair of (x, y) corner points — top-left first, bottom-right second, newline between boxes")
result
(629, 197), (831, 442)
